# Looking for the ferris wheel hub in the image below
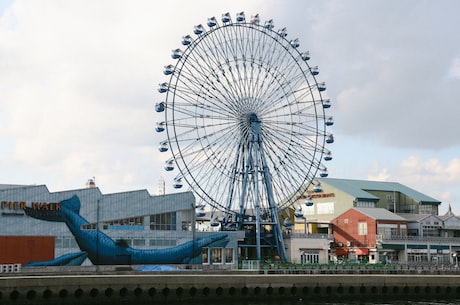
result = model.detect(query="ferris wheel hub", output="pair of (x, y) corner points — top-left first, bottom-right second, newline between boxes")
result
(155, 12), (334, 262)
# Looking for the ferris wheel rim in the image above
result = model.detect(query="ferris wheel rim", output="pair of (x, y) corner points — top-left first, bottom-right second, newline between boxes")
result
(157, 12), (333, 214)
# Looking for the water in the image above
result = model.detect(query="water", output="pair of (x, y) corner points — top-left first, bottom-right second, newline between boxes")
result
(210, 301), (460, 305)
(136, 300), (460, 305)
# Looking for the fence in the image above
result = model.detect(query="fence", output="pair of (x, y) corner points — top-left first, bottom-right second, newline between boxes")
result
(0, 264), (21, 273)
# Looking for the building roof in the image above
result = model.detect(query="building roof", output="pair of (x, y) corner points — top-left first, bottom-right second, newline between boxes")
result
(0, 184), (37, 190)
(353, 207), (407, 221)
(397, 213), (441, 222)
(318, 177), (441, 204)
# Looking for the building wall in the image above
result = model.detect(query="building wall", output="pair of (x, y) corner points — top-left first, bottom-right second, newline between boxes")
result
(368, 190), (413, 213)
(442, 215), (460, 237)
(0, 236), (55, 264)
(0, 185), (240, 267)
(296, 184), (356, 223)
(332, 209), (377, 249)
(284, 235), (331, 264)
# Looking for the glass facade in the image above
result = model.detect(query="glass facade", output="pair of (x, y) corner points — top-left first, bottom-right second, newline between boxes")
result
(149, 212), (176, 231)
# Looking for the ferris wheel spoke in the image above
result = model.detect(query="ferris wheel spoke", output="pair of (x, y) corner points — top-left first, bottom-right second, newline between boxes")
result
(158, 13), (334, 262)
(174, 73), (241, 112)
(257, 73), (313, 112)
(194, 30), (248, 102)
(262, 134), (321, 175)
(266, 120), (324, 140)
(174, 123), (241, 166)
(180, 54), (242, 108)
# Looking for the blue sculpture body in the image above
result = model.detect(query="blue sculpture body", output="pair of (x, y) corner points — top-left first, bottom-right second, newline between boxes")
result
(24, 195), (228, 265)
(24, 251), (88, 267)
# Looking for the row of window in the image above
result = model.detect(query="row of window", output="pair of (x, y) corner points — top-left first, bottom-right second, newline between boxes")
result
(303, 196), (437, 215)
(407, 252), (451, 264)
(81, 212), (180, 231)
(55, 237), (78, 248)
(301, 251), (319, 264)
(303, 202), (335, 215)
(377, 224), (407, 237)
(55, 236), (178, 248)
(202, 247), (234, 264)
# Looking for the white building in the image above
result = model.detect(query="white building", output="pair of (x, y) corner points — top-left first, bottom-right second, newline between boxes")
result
(0, 184), (241, 268)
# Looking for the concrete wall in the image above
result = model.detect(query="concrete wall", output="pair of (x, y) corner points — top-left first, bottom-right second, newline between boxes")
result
(2, 271), (460, 304)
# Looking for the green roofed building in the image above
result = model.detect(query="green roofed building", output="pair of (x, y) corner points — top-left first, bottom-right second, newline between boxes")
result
(286, 178), (460, 265)
(295, 177), (441, 227)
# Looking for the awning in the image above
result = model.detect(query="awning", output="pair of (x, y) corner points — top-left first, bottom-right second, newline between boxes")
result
(381, 243), (405, 250)
(335, 249), (348, 255)
(430, 245), (449, 250)
(407, 244), (427, 249)
(355, 248), (369, 255)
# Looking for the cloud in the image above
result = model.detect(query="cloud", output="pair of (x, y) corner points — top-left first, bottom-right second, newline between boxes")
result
(1, 0), (459, 216)
(0, 0), (270, 193)
(304, 0), (460, 150)
(447, 56), (460, 80)
(365, 155), (460, 213)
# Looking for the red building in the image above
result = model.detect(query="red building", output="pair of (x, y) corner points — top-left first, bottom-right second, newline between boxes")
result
(331, 207), (408, 263)
(0, 236), (54, 265)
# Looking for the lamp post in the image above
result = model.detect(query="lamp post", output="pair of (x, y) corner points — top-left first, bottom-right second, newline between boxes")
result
(96, 199), (100, 270)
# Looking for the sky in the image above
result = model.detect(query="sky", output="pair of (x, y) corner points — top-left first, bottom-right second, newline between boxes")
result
(1, 0), (459, 214)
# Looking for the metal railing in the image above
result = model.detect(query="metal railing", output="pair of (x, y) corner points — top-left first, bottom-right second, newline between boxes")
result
(254, 262), (460, 275)
(283, 232), (333, 239)
(377, 234), (460, 244)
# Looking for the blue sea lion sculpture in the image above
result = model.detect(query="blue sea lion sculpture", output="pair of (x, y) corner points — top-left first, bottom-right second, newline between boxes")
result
(24, 251), (88, 267)
(24, 195), (228, 265)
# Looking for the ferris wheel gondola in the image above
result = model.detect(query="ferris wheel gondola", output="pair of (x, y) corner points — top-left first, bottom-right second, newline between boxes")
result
(155, 12), (334, 261)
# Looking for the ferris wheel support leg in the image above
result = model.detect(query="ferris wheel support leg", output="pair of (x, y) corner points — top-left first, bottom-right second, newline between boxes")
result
(259, 144), (288, 262)
(254, 139), (262, 261)
(273, 214), (288, 262)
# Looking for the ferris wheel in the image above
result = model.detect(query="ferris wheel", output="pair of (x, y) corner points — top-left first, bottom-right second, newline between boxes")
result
(155, 12), (334, 261)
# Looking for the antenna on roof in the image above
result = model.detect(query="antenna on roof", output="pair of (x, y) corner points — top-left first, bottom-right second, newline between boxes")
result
(158, 176), (165, 195)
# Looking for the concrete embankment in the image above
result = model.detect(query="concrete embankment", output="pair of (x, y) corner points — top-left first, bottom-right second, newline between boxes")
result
(2, 271), (460, 304)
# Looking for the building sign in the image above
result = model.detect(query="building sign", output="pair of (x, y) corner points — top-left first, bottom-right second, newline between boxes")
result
(297, 193), (335, 200)
(1, 201), (60, 216)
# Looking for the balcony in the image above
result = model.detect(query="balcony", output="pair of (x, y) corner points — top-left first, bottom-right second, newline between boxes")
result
(283, 232), (334, 240)
(377, 234), (460, 244)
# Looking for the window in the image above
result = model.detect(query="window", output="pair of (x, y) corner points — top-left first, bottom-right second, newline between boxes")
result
(377, 224), (398, 238)
(182, 221), (192, 231)
(225, 248), (233, 263)
(355, 201), (375, 208)
(202, 248), (209, 264)
(149, 212), (177, 231)
(419, 204), (437, 215)
(316, 202), (334, 214)
(133, 239), (145, 247)
(400, 224), (407, 237)
(407, 252), (428, 263)
(212, 248), (223, 264)
(386, 194), (395, 203)
(149, 239), (176, 246)
(103, 216), (144, 230)
(422, 225), (440, 237)
(301, 251), (319, 264)
(358, 222), (367, 235)
(55, 237), (78, 248)
(81, 223), (97, 230)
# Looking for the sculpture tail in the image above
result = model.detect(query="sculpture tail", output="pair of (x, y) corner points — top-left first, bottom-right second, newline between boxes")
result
(24, 195), (81, 222)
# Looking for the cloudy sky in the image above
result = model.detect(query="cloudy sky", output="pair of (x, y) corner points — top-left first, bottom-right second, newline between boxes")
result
(1, 0), (459, 214)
